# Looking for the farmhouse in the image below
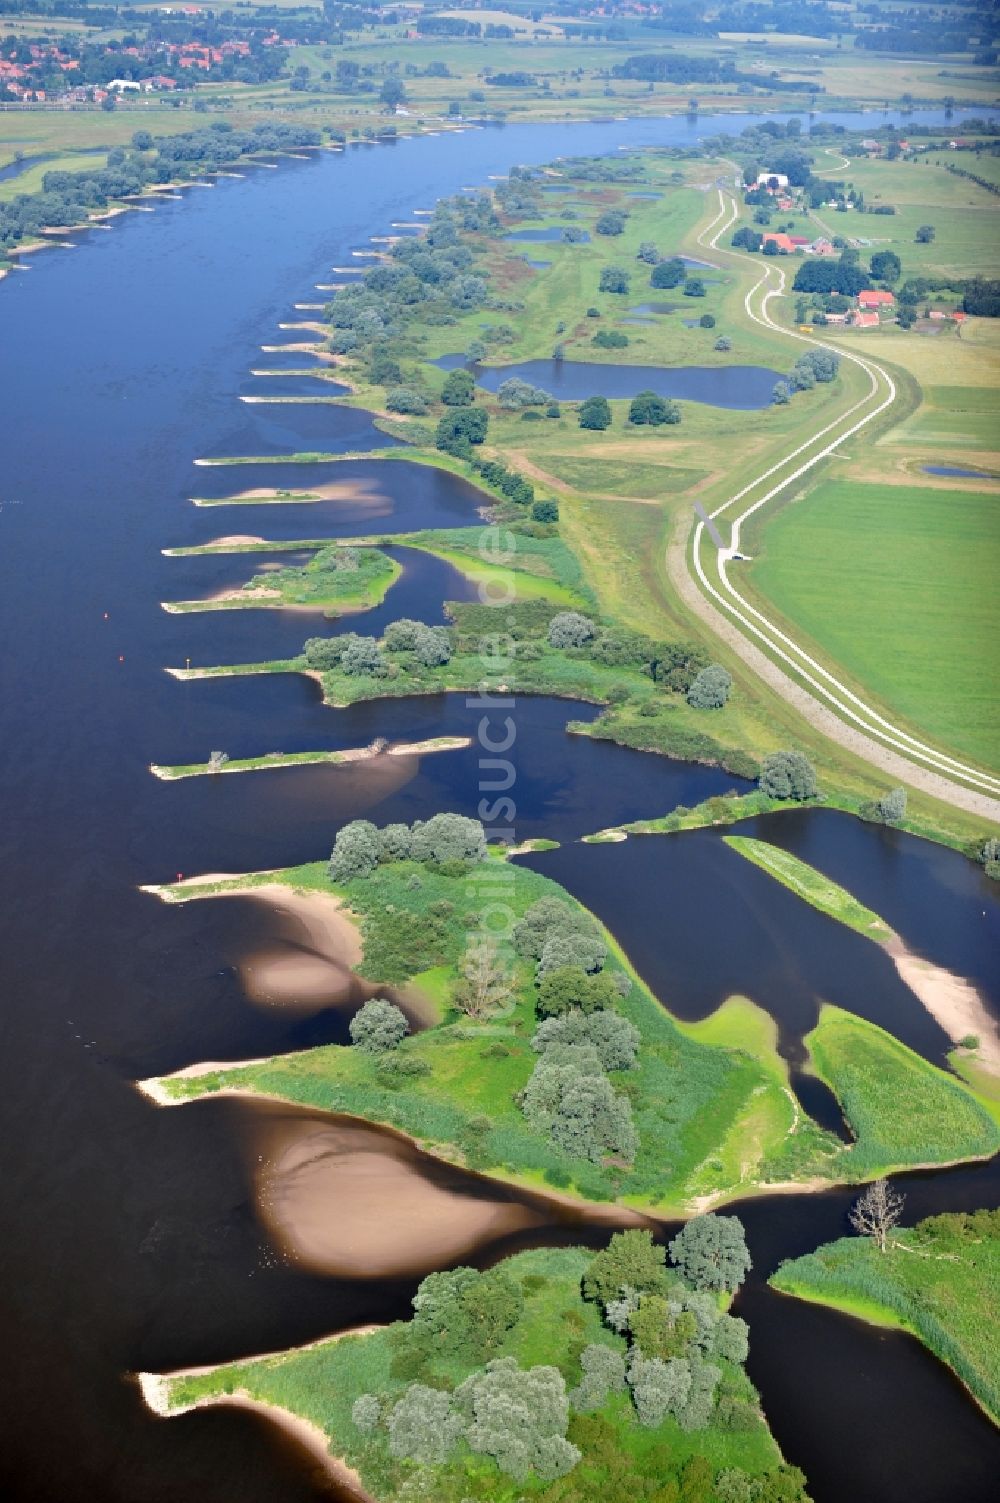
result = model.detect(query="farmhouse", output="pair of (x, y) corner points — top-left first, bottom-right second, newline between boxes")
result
(762, 232), (797, 253)
(852, 311), (881, 329)
(756, 171), (790, 189)
(858, 289), (895, 310)
(808, 237), (836, 256)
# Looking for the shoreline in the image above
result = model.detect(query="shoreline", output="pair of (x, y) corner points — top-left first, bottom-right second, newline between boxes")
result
(137, 1375), (375, 1502)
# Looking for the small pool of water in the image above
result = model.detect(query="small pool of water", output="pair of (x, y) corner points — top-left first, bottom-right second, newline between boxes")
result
(628, 192), (662, 200)
(504, 226), (590, 243)
(923, 465), (994, 479)
(629, 302), (681, 315)
(436, 354), (783, 408)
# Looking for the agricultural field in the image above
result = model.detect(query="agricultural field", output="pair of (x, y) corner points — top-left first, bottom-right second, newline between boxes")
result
(814, 153), (1000, 285)
(743, 477), (1000, 772)
(771, 1209), (1000, 1424)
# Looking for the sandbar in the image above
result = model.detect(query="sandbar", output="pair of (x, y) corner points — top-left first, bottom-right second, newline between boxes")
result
(886, 937), (1000, 1075)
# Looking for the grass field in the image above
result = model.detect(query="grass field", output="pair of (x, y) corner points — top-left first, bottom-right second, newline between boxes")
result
(771, 1208), (1000, 1424)
(744, 478), (1000, 772)
(165, 1245), (786, 1503)
(805, 1006), (1000, 1176)
(723, 837), (895, 941)
(820, 155), (1000, 284)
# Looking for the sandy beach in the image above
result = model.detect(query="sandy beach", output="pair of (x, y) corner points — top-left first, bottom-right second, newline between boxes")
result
(253, 1116), (539, 1277)
(138, 1374), (374, 1500)
(886, 937), (1000, 1075)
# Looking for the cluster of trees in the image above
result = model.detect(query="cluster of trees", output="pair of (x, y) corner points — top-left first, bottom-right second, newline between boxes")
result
(963, 277), (1000, 317)
(544, 611), (710, 693)
(579, 1225), (754, 1430)
(793, 256), (871, 296)
(497, 375), (552, 409)
(596, 210), (627, 237)
(687, 664), (732, 710)
(859, 786), (907, 826)
(303, 615), (453, 679)
(579, 394), (612, 431)
(578, 390), (683, 431)
(324, 194), (499, 380)
(593, 329), (630, 349)
(436, 405), (488, 457)
(513, 896), (638, 1165)
(759, 751), (818, 802)
(369, 1356), (581, 1482)
(629, 389), (681, 426)
(976, 837), (1000, 880)
(650, 256), (692, 289)
(599, 264), (630, 294)
(468, 453), (538, 508)
(0, 121), (320, 247)
(349, 1219), (809, 1494)
(329, 813), (488, 882)
(773, 348), (839, 406)
(349, 997), (409, 1055)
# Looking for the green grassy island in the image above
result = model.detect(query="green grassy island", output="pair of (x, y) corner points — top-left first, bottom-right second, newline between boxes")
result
(163, 543), (400, 616)
(142, 832), (1000, 1209)
(771, 1209), (1000, 1426)
(154, 1235), (813, 1503)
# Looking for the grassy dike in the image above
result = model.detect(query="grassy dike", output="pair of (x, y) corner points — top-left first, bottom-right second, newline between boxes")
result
(153, 1245), (796, 1503)
(140, 858), (1000, 1207)
(770, 1210), (1000, 1426)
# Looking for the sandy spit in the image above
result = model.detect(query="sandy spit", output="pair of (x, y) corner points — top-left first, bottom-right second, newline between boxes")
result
(886, 937), (1000, 1075)
(137, 1375), (374, 1500)
(149, 736), (470, 780)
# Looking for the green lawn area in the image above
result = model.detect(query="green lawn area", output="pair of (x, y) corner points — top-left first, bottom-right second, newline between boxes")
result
(805, 1006), (1000, 1177)
(166, 1245), (789, 1503)
(771, 1208), (1000, 1424)
(745, 478), (1000, 771)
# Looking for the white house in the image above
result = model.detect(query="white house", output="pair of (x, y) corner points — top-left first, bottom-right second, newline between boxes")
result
(108, 78), (150, 92)
(756, 171), (790, 189)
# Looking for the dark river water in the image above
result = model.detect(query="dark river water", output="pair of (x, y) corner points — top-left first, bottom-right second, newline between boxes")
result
(1, 109), (997, 1503)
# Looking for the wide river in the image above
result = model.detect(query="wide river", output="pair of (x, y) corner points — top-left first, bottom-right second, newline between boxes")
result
(1, 109), (997, 1502)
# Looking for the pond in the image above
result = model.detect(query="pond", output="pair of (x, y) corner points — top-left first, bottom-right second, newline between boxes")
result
(437, 354), (784, 408)
(923, 465), (994, 479)
(504, 225), (590, 243)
